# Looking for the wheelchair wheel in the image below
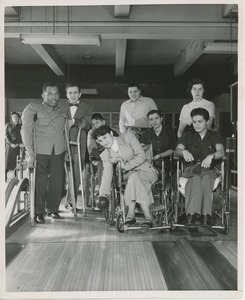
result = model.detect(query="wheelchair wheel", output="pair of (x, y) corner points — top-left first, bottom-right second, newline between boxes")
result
(104, 186), (116, 225)
(104, 208), (115, 226)
(116, 212), (125, 233)
(5, 177), (19, 207)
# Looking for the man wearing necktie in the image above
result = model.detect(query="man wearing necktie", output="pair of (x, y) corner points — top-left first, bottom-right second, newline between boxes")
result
(64, 83), (92, 211)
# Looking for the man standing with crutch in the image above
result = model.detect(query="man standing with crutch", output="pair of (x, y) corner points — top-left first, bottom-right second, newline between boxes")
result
(21, 82), (68, 224)
(63, 83), (92, 213)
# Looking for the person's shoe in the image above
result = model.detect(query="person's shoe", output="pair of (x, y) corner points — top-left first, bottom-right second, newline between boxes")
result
(93, 206), (101, 211)
(142, 220), (153, 228)
(47, 212), (60, 219)
(124, 218), (136, 225)
(202, 214), (214, 226)
(185, 213), (197, 226)
(35, 214), (45, 224)
(65, 203), (73, 211)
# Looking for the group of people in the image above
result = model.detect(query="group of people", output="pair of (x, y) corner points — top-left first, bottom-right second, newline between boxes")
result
(5, 78), (225, 228)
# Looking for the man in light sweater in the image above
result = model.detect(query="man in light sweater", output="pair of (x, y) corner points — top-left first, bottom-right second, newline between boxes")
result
(119, 83), (157, 134)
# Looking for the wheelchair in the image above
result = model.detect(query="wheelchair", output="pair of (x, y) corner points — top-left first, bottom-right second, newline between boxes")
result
(171, 157), (230, 234)
(115, 157), (175, 233)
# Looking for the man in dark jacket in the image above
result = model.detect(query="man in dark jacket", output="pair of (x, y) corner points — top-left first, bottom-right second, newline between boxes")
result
(21, 82), (68, 223)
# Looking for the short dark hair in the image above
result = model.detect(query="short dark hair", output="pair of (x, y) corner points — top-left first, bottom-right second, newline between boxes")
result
(11, 112), (20, 118)
(65, 83), (81, 92)
(93, 125), (112, 139)
(92, 113), (104, 121)
(42, 82), (58, 93)
(127, 83), (141, 90)
(147, 110), (162, 119)
(190, 108), (209, 121)
(186, 78), (206, 95)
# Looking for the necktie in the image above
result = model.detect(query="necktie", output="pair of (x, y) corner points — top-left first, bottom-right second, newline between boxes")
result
(69, 103), (79, 107)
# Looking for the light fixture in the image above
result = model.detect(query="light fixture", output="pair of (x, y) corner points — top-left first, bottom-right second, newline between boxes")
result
(203, 42), (237, 54)
(20, 34), (101, 46)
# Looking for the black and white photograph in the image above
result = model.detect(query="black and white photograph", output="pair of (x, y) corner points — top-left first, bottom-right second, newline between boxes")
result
(1, 0), (243, 299)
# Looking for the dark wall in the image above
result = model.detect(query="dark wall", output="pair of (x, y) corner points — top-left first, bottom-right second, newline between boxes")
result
(5, 63), (236, 99)
(5, 63), (237, 121)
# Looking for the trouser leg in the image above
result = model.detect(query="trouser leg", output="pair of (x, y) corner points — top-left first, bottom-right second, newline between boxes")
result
(35, 154), (50, 215)
(46, 152), (65, 213)
(185, 175), (202, 215)
(201, 173), (216, 215)
(65, 152), (79, 205)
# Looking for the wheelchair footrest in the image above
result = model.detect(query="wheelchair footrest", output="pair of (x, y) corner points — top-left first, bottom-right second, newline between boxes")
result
(172, 223), (188, 228)
(149, 225), (171, 230)
(125, 226), (147, 231)
(211, 225), (225, 229)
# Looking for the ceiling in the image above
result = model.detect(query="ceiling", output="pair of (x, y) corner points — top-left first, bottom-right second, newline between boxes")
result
(4, 4), (238, 77)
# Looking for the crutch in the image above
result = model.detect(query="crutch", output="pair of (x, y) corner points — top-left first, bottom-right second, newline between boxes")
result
(29, 164), (36, 226)
(69, 125), (87, 217)
(29, 125), (37, 227)
(64, 121), (78, 221)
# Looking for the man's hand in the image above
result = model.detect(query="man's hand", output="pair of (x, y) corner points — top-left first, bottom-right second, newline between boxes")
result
(92, 160), (99, 166)
(68, 119), (74, 128)
(10, 143), (18, 148)
(201, 154), (213, 168)
(78, 119), (86, 129)
(182, 150), (194, 162)
(27, 153), (36, 168)
(64, 151), (70, 162)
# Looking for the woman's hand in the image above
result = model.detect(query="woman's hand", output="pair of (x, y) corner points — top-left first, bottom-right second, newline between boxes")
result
(182, 150), (194, 162)
(117, 157), (126, 169)
(201, 154), (213, 168)
(152, 154), (161, 161)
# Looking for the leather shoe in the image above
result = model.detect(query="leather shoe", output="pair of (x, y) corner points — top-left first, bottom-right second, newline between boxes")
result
(35, 214), (45, 224)
(142, 220), (153, 228)
(47, 212), (60, 219)
(185, 213), (196, 226)
(124, 218), (136, 225)
(202, 214), (214, 226)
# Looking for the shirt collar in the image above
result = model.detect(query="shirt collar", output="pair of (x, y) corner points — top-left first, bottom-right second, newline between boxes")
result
(110, 138), (119, 152)
(129, 96), (143, 103)
(194, 129), (210, 138)
(42, 101), (60, 112)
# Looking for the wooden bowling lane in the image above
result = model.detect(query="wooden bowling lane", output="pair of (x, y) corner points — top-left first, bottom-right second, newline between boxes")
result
(152, 238), (237, 290)
(6, 241), (168, 292)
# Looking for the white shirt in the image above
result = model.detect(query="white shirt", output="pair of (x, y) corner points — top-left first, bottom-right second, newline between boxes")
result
(69, 102), (79, 121)
(119, 96), (157, 133)
(110, 137), (119, 153)
(179, 98), (215, 126)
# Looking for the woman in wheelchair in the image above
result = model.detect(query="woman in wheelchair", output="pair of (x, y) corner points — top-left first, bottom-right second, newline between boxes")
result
(93, 125), (158, 228)
(174, 108), (225, 227)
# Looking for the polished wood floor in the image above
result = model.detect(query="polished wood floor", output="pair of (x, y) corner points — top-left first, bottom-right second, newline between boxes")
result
(6, 191), (239, 293)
